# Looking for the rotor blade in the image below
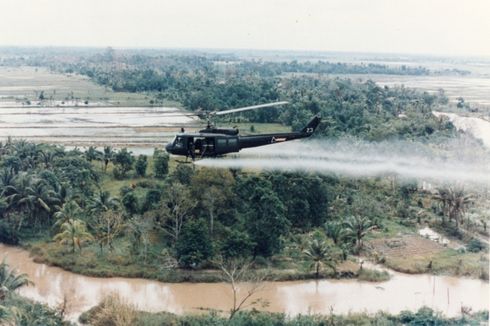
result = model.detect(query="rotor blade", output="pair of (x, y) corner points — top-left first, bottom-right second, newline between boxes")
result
(214, 101), (289, 116)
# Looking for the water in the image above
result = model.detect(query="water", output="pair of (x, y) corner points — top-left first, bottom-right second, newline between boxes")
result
(0, 244), (487, 322)
(0, 106), (198, 149)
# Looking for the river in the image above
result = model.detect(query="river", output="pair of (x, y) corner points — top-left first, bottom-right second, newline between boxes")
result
(0, 244), (487, 323)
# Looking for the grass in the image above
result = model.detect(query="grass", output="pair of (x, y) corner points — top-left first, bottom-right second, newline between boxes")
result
(79, 298), (489, 326)
(0, 66), (178, 107)
(26, 237), (360, 283)
(383, 248), (489, 278)
(367, 219), (489, 279)
(357, 268), (391, 282)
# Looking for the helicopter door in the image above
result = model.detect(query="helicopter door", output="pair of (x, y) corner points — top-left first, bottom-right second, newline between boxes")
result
(201, 137), (215, 157)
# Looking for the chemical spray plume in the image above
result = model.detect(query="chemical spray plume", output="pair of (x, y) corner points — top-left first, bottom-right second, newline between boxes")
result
(195, 138), (490, 187)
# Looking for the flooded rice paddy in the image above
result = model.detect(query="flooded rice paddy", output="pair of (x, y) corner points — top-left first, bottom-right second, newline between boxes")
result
(0, 106), (198, 149)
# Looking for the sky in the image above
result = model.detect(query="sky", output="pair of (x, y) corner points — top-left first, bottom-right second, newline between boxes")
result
(0, 0), (489, 57)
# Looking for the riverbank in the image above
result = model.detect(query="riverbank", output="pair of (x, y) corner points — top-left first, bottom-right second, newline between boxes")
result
(2, 243), (488, 322)
(18, 217), (489, 283)
(80, 300), (489, 326)
(23, 240), (360, 283)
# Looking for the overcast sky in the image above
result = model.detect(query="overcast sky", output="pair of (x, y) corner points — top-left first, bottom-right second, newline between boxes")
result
(0, 0), (489, 56)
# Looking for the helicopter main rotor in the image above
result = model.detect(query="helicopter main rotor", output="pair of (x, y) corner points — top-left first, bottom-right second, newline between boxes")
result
(198, 101), (289, 128)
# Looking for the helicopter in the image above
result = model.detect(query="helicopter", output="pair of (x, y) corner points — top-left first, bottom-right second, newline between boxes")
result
(165, 101), (321, 160)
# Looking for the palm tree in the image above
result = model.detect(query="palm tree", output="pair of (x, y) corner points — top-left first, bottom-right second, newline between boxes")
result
(54, 219), (93, 253)
(0, 259), (32, 300)
(103, 146), (114, 172)
(324, 221), (345, 245)
(87, 191), (120, 216)
(38, 147), (63, 169)
(0, 169), (15, 189)
(85, 146), (102, 163)
(303, 238), (336, 278)
(53, 200), (82, 229)
(28, 179), (59, 225)
(4, 175), (58, 227)
(343, 215), (376, 254)
(433, 187), (472, 228)
(13, 141), (41, 171)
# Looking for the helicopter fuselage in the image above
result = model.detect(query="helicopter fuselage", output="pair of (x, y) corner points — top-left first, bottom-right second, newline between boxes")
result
(165, 115), (321, 159)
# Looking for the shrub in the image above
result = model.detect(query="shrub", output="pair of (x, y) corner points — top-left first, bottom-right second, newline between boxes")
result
(153, 149), (169, 179)
(0, 219), (19, 245)
(357, 268), (390, 282)
(134, 155), (148, 177)
(467, 239), (486, 253)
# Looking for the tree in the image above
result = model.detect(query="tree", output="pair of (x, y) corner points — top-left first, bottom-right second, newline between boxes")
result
(4, 174), (57, 228)
(153, 149), (169, 179)
(220, 229), (254, 259)
(237, 176), (289, 257)
(90, 210), (124, 254)
(190, 168), (235, 235)
(159, 183), (196, 242)
(102, 146), (114, 172)
(134, 155), (147, 177)
(0, 259), (32, 300)
(172, 164), (194, 185)
(433, 187), (472, 228)
(343, 215), (376, 253)
(121, 191), (139, 215)
(175, 219), (213, 268)
(126, 215), (154, 262)
(303, 238), (337, 278)
(324, 221), (345, 245)
(218, 258), (268, 320)
(85, 146), (101, 163)
(54, 219), (93, 253)
(87, 191), (120, 216)
(53, 200), (82, 229)
(113, 148), (134, 179)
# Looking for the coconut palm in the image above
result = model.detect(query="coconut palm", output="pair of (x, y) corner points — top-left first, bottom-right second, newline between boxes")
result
(87, 191), (120, 216)
(54, 219), (93, 253)
(13, 141), (41, 171)
(343, 215), (376, 254)
(4, 175), (58, 227)
(38, 147), (63, 169)
(433, 187), (472, 228)
(103, 146), (115, 172)
(303, 238), (336, 278)
(324, 221), (345, 245)
(53, 200), (82, 229)
(0, 169), (15, 189)
(0, 259), (32, 300)
(85, 146), (102, 163)
(27, 179), (59, 225)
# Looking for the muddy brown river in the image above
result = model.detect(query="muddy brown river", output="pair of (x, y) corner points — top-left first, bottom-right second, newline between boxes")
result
(0, 244), (488, 322)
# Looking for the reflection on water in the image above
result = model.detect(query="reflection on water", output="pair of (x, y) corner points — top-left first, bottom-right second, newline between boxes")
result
(0, 244), (488, 322)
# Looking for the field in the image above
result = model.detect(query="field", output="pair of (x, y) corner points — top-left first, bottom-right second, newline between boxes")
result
(368, 233), (488, 278)
(0, 66), (172, 107)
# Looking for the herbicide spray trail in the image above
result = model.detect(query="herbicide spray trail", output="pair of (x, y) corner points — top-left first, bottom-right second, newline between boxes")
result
(195, 139), (490, 186)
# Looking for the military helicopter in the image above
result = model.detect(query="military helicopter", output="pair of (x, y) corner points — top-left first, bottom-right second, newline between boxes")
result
(165, 101), (321, 160)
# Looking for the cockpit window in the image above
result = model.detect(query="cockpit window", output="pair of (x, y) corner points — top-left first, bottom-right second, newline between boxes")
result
(174, 136), (184, 148)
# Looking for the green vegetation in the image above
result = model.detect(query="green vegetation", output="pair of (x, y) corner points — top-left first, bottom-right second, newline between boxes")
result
(357, 267), (391, 282)
(0, 48), (488, 285)
(0, 260), (66, 325)
(0, 137), (486, 282)
(80, 293), (488, 326)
